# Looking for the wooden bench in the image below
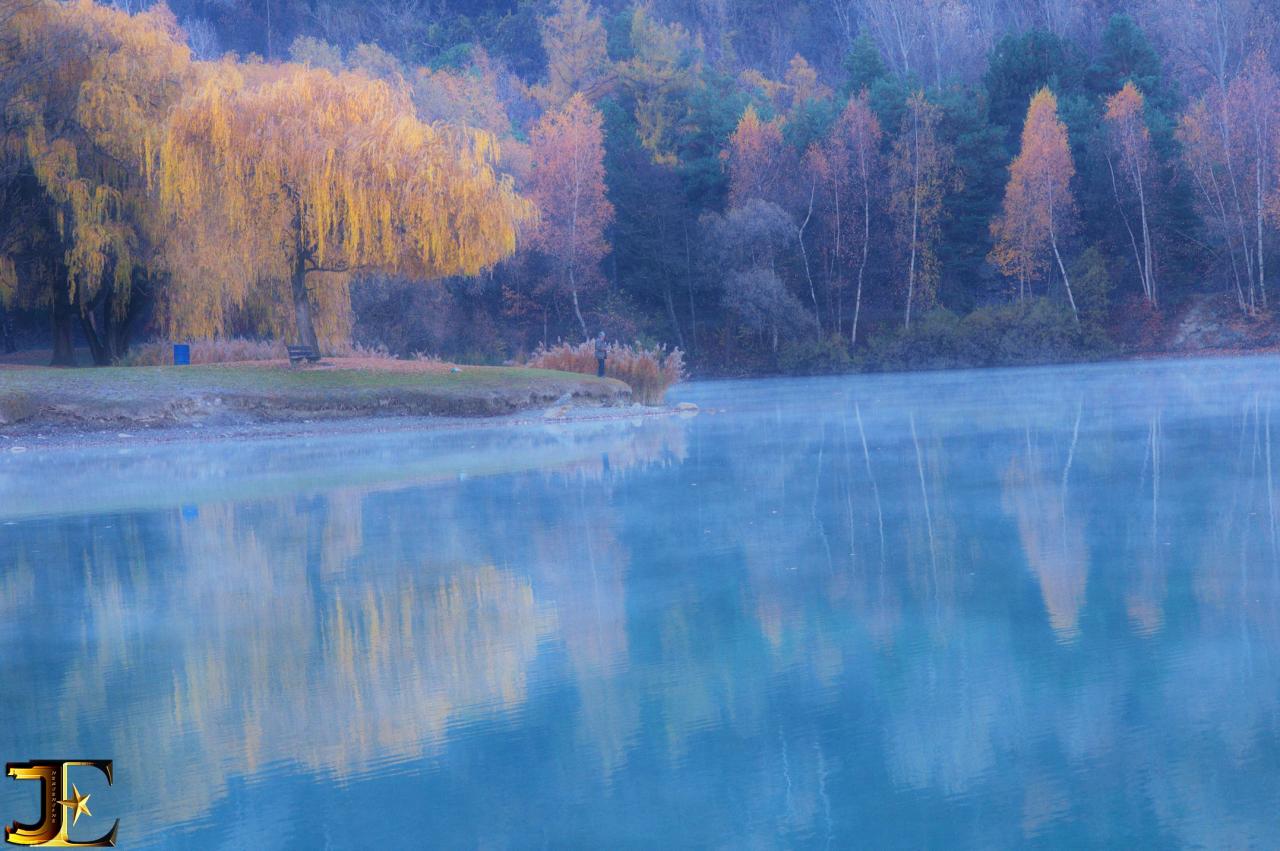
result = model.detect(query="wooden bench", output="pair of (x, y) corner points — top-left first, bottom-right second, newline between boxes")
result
(287, 344), (321, 365)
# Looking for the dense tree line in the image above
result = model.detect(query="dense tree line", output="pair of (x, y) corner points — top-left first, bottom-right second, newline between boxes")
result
(2, 0), (1279, 371)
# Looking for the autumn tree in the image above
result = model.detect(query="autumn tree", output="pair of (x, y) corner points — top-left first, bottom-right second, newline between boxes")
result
(1178, 52), (1279, 313)
(617, 5), (698, 165)
(727, 102), (819, 338)
(0, 0), (192, 364)
(527, 93), (613, 339)
(817, 91), (882, 346)
(990, 87), (1079, 323)
(534, 0), (612, 109)
(726, 105), (789, 209)
(1104, 81), (1157, 306)
(157, 65), (532, 350)
(1230, 53), (1279, 310)
(890, 91), (954, 328)
(412, 51), (513, 142)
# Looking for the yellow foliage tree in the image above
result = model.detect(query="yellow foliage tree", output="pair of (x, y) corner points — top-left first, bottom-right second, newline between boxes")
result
(156, 65), (534, 351)
(534, 0), (613, 109)
(1, 0), (192, 363)
(617, 6), (698, 165)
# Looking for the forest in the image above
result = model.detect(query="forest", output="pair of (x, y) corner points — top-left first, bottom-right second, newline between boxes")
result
(1, 0), (1278, 373)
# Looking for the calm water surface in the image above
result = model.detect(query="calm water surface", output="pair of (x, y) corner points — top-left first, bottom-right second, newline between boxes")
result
(2, 357), (1279, 848)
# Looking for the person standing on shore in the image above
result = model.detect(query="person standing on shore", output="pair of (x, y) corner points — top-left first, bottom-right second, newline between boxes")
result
(595, 331), (607, 377)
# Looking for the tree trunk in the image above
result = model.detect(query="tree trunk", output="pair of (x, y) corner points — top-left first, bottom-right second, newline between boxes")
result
(50, 289), (75, 366)
(104, 279), (141, 363)
(79, 287), (111, 366)
(664, 284), (684, 350)
(1049, 211), (1079, 325)
(684, 222), (697, 356)
(905, 195), (919, 329)
(905, 111), (921, 330)
(569, 265), (588, 340)
(1135, 172), (1155, 307)
(798, 179), (821, 342)
(0, 302), (15, 354)
(852, 175), (870, 348)
(291, 255), (321, 351)
(1106, 153), (1149, 302)
(1257, 153), (1267, 309)
(80, 314), (109, 366)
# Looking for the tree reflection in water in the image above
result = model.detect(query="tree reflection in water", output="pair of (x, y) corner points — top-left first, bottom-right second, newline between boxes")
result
(1, 359), (1279, 846)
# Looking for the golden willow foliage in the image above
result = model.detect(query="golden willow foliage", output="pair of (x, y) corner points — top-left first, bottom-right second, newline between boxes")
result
(2, 0), (192, 317)
(156, 65), (534, 345)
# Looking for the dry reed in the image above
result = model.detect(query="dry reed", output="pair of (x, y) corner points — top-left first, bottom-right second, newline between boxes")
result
(529, 340), (685, 405)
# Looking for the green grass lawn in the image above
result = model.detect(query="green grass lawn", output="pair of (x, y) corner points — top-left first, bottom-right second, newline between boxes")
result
(2, 363), (594, 391)
(0, 362), (630, 427)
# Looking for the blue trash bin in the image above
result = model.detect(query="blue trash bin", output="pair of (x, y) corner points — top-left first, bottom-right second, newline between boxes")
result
(173, 343), (190, 365)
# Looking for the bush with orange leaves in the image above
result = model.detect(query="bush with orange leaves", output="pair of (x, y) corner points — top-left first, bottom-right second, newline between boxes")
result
(528, 341), (685, 405)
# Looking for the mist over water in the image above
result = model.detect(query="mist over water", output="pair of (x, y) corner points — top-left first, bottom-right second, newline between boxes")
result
(2, 357), (1279, 847)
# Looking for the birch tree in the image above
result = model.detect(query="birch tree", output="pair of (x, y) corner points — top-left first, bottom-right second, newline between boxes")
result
(990, 87), (1080, 323)
(818, 92), (882, 346)
(1178, 52), (1278, 312)
(527, 93), (614, 340)
(890, 91), (953, 329)
(1104, 82), (1158, 306)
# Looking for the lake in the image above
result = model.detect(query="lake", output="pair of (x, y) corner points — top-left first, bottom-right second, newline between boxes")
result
(2, 356), (1279, 848)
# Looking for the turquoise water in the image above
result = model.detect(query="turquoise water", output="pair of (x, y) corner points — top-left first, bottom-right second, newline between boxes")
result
(2, 357), (1280, 848)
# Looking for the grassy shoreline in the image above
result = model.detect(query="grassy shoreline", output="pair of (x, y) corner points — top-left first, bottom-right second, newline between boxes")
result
(0, 359), (632, 432)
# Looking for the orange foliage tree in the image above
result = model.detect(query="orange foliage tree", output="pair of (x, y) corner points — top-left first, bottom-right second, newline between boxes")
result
(727, 105), (790, 209)
(1104, 82), (1157, 307)
(990, 87), (1079, 323)
(890, 90), (954, 328)
(527, 93), (614, 339)
(157, 65), (532, 351)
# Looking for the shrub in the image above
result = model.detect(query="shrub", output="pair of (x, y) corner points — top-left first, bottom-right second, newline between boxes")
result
(527, 340), (597, 374)
(863, 299), (1106, 372)
(607, 344), (686, 405)
(778, 334), (853, 374)
(0, 391), (35, 425)
(528, 340), (686, 405)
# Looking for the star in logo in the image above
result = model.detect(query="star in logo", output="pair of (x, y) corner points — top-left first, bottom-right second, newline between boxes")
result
(59, 784), (93, 826)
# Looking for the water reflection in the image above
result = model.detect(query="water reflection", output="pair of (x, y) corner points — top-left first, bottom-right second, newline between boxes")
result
(2, 358), (1280, 846)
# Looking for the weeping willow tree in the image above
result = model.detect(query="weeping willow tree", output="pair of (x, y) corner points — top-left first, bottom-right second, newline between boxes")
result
(0, 0), (192, 363)
(156, 64), (534, 351)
